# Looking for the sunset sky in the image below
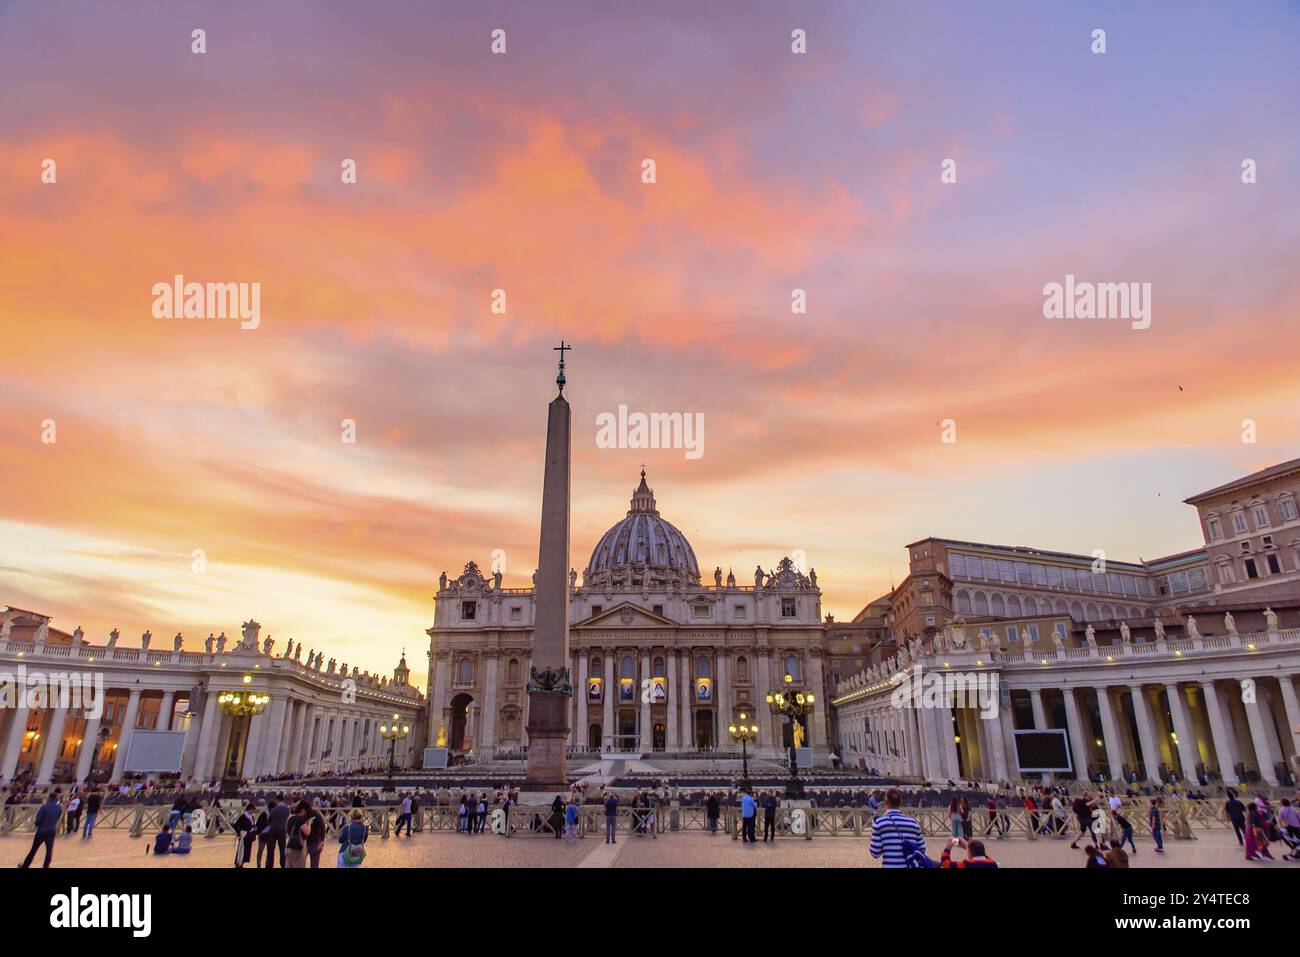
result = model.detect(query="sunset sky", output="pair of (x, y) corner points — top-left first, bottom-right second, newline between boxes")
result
(2, 1), (1298, 689)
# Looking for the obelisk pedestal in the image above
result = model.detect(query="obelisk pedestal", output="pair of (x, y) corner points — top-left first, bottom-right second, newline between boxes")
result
(524, 357), (573, 788)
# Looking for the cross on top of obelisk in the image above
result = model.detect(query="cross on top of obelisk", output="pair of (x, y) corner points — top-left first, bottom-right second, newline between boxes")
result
(553, 340), (571, 393)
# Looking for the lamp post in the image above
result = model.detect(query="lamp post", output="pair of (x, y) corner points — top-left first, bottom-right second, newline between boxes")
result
(765, 673), (815, 799)
(379, 712), (411, 792)
(727, 711), (760, 790)
(216, 674), (270, 797)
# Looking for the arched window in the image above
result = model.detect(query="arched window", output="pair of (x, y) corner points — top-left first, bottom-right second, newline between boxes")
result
(1008, 596), (1022, 617)
(652, 656), (665, 677)
(507, 658), (519, 682)
(621, 656), (636, 679)
(1100, 604), (1113, 620)
(956, 590), (972, 615)
(974, 592), (989, 616)
(991, 594), (1006, 617)
(1055, 599), (1068, 615)
(590, 656), (603, 677)
(736, 656), (749, 682)
(784, 655), (800, 681)
(1085, 602), (1099, 621)
(1022, 596), (1036, 616)
(1069, 601), (1084, 621)
(457, 658), (473, 684)
(696, 656), (711, 679)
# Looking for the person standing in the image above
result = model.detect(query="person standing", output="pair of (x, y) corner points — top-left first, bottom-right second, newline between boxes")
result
(304, 799), (327, 868)
(869, 788), (925, 869)
(477, 794), (489, 834)
(1224, 790), (1247, 845)
(20, 789), (63, 869)
(285, 801), (310, 868)
(740, 789), (758, 843)
(263, 795), (290, 868)
(603, 791), (619, 845)
(395, 793), (412, 837)
(458, 795), (470, 834)
(1148, 798), (1164, 853)
(233, 801), (257, 868)
(762, 790), (777, 843)
(64, 790), (82, 836)
(1069, 793), (1096, 849)
(81, 788), (102, 840)
(706, 792), (720, 835)
(564, 796), (579, 844)
(948, 796), (966, 847)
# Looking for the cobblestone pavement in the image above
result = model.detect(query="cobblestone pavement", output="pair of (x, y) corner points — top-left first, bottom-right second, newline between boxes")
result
(2, 827), (1291, 869)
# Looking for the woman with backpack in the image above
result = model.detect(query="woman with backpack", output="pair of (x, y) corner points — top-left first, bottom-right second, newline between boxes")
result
(337, 808), (369, 867)
(303, 799), (327, 868)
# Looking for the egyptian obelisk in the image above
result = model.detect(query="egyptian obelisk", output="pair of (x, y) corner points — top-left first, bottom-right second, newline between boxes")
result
(524, 342), (573, 787)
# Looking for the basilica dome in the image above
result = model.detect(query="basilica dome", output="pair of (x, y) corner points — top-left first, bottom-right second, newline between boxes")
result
(585, 471), (700, 587)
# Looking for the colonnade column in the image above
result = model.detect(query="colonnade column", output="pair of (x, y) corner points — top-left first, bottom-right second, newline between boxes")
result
(1061, 688), (1091, 782)
(575, 650), (588, 750)
(35, 707), (69, 784)
(1094, 686), (1125, 782)
(1200, 681), (1239, 785)
(76, 713), (102, 782)
(1130, 684), (1162, 783)
(639, 650), (652, 751)
(109, 689), (142, 783)
(481, 652), (499, 756)
(1240, 678), (1281, 785)
(1164, 683), (1202, 783)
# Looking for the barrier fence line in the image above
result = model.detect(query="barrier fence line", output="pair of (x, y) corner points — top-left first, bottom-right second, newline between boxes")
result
(0, 798), (1208, 841)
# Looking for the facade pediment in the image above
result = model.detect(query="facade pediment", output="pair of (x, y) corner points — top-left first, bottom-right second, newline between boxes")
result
(575, 601), (676, 630)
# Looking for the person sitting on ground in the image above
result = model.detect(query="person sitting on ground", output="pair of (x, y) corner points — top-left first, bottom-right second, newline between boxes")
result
(150, 824), (173, 855)
(172, 825), (193, 854)
(940, 837), (998, 868)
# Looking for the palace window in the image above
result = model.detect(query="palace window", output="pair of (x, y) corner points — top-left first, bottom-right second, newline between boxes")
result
(590, 605), (602, 616)
(781, 598), (797, 618)
(784, 655), (800, 681)
(991, 594), (1006, 616)
(951, 554), (967, 578)
(1279, 498), (1298, 522)
(1253, 506), (1271, 529)
(1207, 517), (1223, 540)
(509, 606), (522, 621)
(1244, 558), (1259, 579)
(461, 601), (477, 621)
(652, 604), (664, 616)
(456, 658), (473, 684)
(692, 603), (712, 619)
(1007, 625), (1019, 643)
(1022, 596), (1036, 616)
(1232, 512), (1248, 534)
(974, 593), (989, 616)
(956, 590), (972, 615)
(1266, 554), (1282, 574)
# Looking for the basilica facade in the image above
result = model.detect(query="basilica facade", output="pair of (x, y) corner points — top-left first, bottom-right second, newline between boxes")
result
(425, 472), (831, 762)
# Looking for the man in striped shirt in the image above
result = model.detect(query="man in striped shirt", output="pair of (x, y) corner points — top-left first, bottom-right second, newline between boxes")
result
(870, 788), (925, 868)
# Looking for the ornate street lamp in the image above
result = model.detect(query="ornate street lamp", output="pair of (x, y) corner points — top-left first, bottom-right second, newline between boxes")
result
(727, 711), (760, 790)
(765, 673), (815, 799)
(379, 712), (411, 792)
(216, 674), (270, 796)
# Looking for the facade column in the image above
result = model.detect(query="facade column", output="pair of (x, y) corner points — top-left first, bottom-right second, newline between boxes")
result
(76, 714), (102, 782)
(156, 692), (174, 730)
(481, 652), (499, 755)
(679, 649), (693, 749)
(808, 651), (827, 747)
(1200, 681), (1239, 785)
(1061, 687), (1091, 782)
(575, 650), (588, 750)
(428, 651), (449, 751)
(109, 689), (142, 783)
(1094, 686), (1124, 782)
(35, 707), (69, 784)
(665, 650), (679, 751)
(1240, 678), (1281, 785)
(639, 651), (652, 751)
(938, 702), (959, 780)
(755, 649), (772, 749)
(602, 651), (615, 750)
(297, 704), (318, 772)
(715, 652), (730, 749)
